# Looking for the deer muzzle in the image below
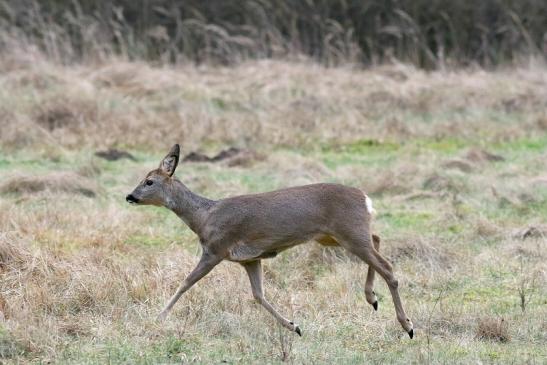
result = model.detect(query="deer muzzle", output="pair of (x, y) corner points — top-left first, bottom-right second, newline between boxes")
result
(126, 194), (139, 204)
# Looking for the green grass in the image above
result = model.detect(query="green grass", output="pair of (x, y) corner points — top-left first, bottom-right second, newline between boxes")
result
(417, 138), (468, 154)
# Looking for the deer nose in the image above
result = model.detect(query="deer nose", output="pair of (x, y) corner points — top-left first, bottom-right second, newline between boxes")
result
(126, 194), (139, 204)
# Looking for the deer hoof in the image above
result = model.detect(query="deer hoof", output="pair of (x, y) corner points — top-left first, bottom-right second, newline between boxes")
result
(289, 321), (302, 336)
(408, 329), (414, 339)
(372, 301), (378, 311)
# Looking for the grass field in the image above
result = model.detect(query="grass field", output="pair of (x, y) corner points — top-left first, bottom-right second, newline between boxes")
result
(0, 53), (546, 364)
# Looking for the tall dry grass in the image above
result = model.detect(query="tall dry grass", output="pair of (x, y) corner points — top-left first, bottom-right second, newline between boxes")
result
(1, 0), (546, 67)
(1, 47), (546, 154)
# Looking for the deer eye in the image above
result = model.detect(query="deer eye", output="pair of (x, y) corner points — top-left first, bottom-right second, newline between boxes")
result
(145, 180), (154, 186)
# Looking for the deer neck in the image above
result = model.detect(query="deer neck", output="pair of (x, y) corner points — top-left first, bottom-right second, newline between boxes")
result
(166, 179), (215, 233)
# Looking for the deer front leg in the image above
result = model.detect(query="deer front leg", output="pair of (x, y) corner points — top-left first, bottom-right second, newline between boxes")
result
(157, 251), (222, 321)
(242, 260), (302, 336)
(365, 234), (381, 310)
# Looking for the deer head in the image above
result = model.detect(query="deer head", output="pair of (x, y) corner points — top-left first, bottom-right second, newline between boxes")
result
(126, 144), (180, 206)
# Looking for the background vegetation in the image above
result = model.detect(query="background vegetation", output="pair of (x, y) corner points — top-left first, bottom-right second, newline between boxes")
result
(0, 1), (546, 364)
(1, 0), (546, 67)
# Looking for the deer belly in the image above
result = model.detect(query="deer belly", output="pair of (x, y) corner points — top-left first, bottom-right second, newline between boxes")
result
(226, 237), (307, 262)
(227, 244), (278, 262)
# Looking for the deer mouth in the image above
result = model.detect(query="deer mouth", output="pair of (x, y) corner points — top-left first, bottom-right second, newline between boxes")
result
(126, 194), (140, 204)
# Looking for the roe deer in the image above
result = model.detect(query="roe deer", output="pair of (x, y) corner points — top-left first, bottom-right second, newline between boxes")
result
(126, 144), (414, 338)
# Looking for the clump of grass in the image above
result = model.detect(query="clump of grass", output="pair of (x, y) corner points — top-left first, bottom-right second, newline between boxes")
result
(0, 172), (96, 197)
(0, 328), (27, 360)
(475, 218), (501, 238)
(476, 317), (510, 343)
(386, 235), (454, 269)
(466, 148), (505, 163)
(368, 171), (413, 196)
(35, 100), (97, 132)
(442, 159), (474, 173)
(0, 233), (30, 270)
(422, 173), (468, 194)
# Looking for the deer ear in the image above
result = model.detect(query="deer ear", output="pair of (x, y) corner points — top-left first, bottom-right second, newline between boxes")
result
(159, 144), (180, 176)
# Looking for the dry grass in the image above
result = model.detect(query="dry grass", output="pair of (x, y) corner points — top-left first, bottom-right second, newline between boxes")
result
(476, 317), (510, 343)
(0, 172), (97, 197)
(1, 50), (546, 153)
(0, 50), (546, 363)
(3, 0), (546, 67)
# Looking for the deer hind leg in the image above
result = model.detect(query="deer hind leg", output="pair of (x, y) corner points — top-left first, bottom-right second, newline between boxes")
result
(365, 234), (381, 310)
(339, 233), (414, 338)
(318, 233), (380, 310)
(242, 260), (302, 336)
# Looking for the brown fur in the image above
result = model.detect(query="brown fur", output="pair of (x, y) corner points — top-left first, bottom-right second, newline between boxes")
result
(127, 144), (414, 337)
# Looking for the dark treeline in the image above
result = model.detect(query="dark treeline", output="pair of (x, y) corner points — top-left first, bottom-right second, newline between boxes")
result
(1, 0), (545, 67)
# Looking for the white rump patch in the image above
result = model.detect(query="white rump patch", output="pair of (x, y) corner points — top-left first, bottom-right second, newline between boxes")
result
(364, 194), (376, 215)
